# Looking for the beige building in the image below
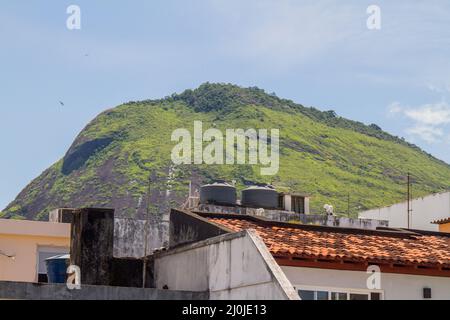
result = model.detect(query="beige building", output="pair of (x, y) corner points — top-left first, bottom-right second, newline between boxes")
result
(0, 219), (70, 283)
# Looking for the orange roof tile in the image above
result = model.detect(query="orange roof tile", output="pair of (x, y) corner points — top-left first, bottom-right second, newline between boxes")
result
(207, 217), (450, 268)
(432, 217), (450, 225)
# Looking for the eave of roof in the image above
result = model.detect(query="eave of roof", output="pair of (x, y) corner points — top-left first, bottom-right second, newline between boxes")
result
(432, 217), (450, 225)
(194, 211), (426, 239)
(188, 211), (450, 275)
(278, 192), (312, 198)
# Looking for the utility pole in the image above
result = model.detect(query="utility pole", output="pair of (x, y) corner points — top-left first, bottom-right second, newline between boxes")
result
(406, 172), (412, 229)
(142, 170), (156, 288)
(347, 192), (350, 218)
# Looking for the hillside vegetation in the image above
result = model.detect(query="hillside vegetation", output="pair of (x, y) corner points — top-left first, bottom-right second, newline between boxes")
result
(2, 83), (450, 220)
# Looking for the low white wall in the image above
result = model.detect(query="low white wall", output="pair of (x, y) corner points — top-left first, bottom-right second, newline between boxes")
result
(359, 192), (450, 231)
(154, 230), (299, 300)
(282, 266), (450, 300)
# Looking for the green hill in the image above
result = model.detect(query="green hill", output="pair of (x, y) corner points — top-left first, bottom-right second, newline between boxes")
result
(2, 83), (450, 220)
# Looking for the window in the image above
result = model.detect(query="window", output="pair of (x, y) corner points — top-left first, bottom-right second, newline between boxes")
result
(349, 293), (369, 300)
(295, 286), (383, 300)
(36, 246), (69, 283)
(298, 290), (334, 300)
(316, 291), (328, 300)
(331, 292), (347, 300)
(370, 292), (381, 300)
(298, 290), (315, 300)
(291, 196), (305, 214)
(278, 195), (285, 210)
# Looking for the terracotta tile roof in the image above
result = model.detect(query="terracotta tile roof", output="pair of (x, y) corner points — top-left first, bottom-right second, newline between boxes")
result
(432, 217), (450, 225)
(207, 217), (450, 268)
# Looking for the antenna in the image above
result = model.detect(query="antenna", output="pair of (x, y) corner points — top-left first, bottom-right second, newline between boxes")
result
(406, 172), (413, 229)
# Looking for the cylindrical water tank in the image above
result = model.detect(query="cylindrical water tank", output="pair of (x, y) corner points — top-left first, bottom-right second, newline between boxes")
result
(241, 186), (278, 209)
(200, 181), (237, 206)
(45, 254), (70, 284)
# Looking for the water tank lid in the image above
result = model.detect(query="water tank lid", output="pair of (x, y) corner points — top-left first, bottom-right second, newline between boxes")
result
(45, 254), (70, 261)
(203, 181), (234, 187)
(243, 185), (276, 190)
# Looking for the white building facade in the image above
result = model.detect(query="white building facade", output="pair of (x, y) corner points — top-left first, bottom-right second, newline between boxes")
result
(359, 192), (450, 231)
(283, 266), (450, 300)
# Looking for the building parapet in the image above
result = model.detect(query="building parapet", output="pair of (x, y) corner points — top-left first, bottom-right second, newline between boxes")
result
(0, 281), (208, 300)
(196, 204), (389, 230)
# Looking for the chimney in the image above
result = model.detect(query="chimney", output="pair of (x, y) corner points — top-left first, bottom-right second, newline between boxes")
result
(70, 208), (115, 286)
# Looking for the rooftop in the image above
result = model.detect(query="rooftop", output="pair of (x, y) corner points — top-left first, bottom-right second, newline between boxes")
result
(190, 211), (450, 276)
(432, 218), (450, 225)
(0, 218), (70, 238)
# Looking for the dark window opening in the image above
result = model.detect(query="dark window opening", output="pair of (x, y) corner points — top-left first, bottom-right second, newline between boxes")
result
(38, 273), (48, 283)
(350, 293), (369, 300)
(298, 290), (315, 300)
(278, 195), (285, 210)
(370, 292), (381, 300)
(292, 196), (305, 214)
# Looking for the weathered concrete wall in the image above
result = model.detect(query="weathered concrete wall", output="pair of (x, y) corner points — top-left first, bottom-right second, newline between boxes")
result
(290, 215), (389, 230)
(70, 208), (115, 286)
(0, 281), (208, 300)
(169, 209), (230, 248)
(114, 218), (169, 258)
(49, 208), (75, 223)
(70, 209), (166, 287)
(154, 230), (299, 300)
(48, 208), (170, 259)
(359, 191), (450, 231)
(197, 204), (388, 230)
(282, 266), (450, 300)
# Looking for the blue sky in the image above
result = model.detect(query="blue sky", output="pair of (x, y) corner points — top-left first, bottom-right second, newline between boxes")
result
(1, 0), (450, 209)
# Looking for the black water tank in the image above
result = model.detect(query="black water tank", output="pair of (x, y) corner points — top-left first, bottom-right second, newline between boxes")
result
(241, 186), (278, 209)
(200, 181), (237, 206)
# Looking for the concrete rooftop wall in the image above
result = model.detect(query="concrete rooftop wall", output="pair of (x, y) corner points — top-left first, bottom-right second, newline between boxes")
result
(0, 281), (208, 300)
(114, 218), (169, 258)
(48, 208), (171, 259)
(196, 204), (388, 230)
(154, 230), (299, 300)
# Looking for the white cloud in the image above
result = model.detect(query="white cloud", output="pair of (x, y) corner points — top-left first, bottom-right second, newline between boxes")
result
(208, 0), (450, 81)
(388, 101), (450, 143)
(427, 84), (443, 93)
(427, 83), (450, 94)
(404, 102), (450, 126)
(406, 125), (444, 144)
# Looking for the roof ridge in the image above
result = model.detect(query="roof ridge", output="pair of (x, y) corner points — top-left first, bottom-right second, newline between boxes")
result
(196, 211), (421, 239)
